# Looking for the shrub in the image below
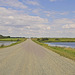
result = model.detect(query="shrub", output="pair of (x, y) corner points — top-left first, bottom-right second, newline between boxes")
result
(0, 44), (4, 47)
(17, 39), (20, 41)
(55, 38), (59, 40)
(37, 38), (40, 41)
(41, 38), (49, 41)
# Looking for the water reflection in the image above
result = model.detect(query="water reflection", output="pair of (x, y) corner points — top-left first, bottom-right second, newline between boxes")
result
(45, 42), (75, 48)
(0, 41), (17, 46)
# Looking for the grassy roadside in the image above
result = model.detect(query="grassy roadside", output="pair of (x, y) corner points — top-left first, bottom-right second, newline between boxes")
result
(0, 38), (27, 48)
(32, 38), (75, 61)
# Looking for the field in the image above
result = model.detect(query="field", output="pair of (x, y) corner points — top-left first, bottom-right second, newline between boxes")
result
(0, 38), (26, 41)
(0, 38), (27, 48)
(32, 38), (75, 61)
(36, 38), (75, 42)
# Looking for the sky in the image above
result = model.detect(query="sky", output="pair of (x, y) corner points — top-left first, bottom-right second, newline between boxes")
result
(0, 0), (75, 38)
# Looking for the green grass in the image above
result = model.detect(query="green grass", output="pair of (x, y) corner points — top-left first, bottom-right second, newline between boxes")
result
(32, 38), (75, 61)
(0, 38), (25, 41)
(36, 38), (75, 42)
(0, 38), (27, 48)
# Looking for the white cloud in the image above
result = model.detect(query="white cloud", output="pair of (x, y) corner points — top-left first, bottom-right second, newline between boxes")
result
(53, 18), (74, 24)
(63, 24), (75, 29)
(37, 24), (51, 30)
(44, 11), (68, 17)
(47, 26), (51, 30)
(72, 11), (75, 13)
(59, 12), (69, 15)
(44, 11), (56, 17)
(0, 1), (74, 37)
(0, 0), (27, 9)
(8, 16), (14, 19)
(0, 7), (16, 15)
(0, 7), (50, 37)
(49, 0), (62, 2)
(49, 0), (56, 2)
(0, 7), (48, 25)
(26, 0), (40, 6)
(32, 9), (41, 14)
(48, 18), (75, 37)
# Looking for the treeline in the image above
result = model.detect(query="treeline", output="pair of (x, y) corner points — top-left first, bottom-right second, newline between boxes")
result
(0, 35), (26, 39)
(0, 35), (10, 38)
(37, 38), (49, 42)
(11, 37), (25, 38)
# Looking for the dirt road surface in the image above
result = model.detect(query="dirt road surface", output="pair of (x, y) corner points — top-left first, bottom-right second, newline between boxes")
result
(0, 39), (75, 75)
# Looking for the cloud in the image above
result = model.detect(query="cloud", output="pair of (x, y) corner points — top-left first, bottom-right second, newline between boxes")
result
(53, 18), (74, 24)
(26, 0), (40, 6)
(44, 11), (56, 17)
(0, 7), (50, 37)
(72, 11), (75, 13)
(48, 18), (75, 36)
(49, 0), (62, 2)
(0, 7), (48, 25)
(8, 16), (14, 19)
(49, 0), (56, 2)
(62, 24), (75, 29)
(44, 11), (69, 17)
(47, 27), (51, 30)
(0, 0), (27, 9)
(59, 12), (69, 15)
(32, 9), (41, 14)
(0, 0), (74, 37)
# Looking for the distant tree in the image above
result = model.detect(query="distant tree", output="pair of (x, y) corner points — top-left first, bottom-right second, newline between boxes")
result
(17, 39), (20, 41)
(0, 35), (10, 38)
(41, 38), (49, 41)
(37, 38), (40, 41)
(7, 36), (10, 38)
(0, 35), (3, 38)
(0, 44), (4, 47)
(55, 38), (59, 40)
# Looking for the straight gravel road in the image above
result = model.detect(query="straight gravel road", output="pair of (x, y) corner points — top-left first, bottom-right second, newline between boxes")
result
(0, 39), (75, 75)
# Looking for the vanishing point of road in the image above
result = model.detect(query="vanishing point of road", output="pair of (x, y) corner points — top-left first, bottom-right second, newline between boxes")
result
(0, 39), (75, 75)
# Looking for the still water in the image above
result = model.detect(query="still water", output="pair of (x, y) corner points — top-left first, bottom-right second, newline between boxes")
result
(0, 41), (17, 46)
(45, 42), (75, 48)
